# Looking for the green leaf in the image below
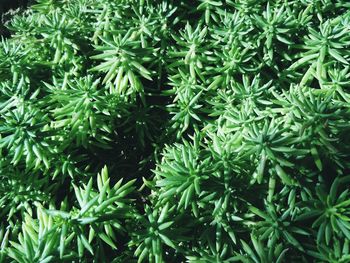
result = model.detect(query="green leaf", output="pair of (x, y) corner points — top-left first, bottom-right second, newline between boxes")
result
(79, 234), (94, 255)
(159, 233), (175, 249)
(275, 165), (293, 185)
(329, 49), (349, 64)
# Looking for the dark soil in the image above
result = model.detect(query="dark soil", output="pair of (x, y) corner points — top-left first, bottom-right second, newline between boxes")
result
(1, 0), (31, 37)
(1, 0), (29, 13)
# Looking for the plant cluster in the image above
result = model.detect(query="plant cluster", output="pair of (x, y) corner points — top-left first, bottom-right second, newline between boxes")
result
(1, 0), (350, 262)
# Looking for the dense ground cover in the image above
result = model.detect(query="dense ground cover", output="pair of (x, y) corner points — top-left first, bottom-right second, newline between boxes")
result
(1, 0), (350, 262)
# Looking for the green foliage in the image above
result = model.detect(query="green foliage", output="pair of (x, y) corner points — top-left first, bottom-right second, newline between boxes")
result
(1, 0), (350, 262)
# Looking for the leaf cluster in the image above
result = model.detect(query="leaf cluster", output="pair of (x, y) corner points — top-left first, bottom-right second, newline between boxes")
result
(0, 0), (350, 262)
